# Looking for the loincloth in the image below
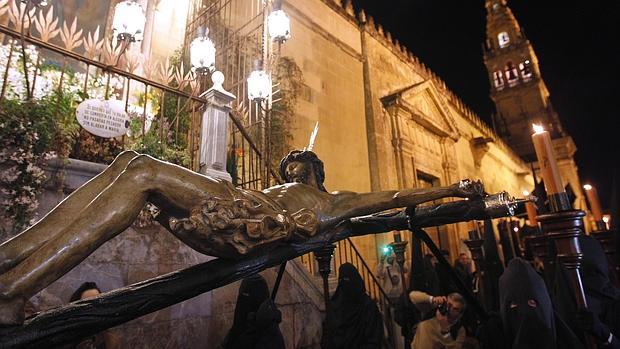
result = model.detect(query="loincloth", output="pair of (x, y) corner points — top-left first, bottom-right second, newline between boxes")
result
(169, 189), (318, 257)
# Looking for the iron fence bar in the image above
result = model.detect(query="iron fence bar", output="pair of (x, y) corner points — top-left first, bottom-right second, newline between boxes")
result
(142, 83), (148, 137)
(229, 109), (281, 183)
(0, 25), (203, 103)
(0, 39), (15, 101)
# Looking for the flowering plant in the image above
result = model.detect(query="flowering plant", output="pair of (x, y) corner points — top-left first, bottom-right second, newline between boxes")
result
(0, 41), (194, 232)
(0, 98), (56, 238)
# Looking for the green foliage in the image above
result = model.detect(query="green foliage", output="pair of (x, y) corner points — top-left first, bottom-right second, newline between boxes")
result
(270, 56), (304, 168)
(0, 98), (58, 236)
(128, 122), (190, 167)
(0, 42), (197, 233)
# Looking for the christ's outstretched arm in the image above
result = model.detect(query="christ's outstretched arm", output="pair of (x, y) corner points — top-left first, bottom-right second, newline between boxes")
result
(1, 150), (486, 326)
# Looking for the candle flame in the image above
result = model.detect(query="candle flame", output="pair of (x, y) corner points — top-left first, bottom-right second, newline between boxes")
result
(522, 190), (530, 196)
(583, 184), (593, 191)
(603, 215), (610, 223)
(532, 124), (544, 134)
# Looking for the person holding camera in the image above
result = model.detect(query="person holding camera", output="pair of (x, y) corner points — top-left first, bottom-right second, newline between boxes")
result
(377, 247), (408, 302)
(409, 291), (466, 349)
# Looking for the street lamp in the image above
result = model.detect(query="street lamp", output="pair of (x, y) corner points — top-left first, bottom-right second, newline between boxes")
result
(190, 27), (216, 76)
(247, 60), (272, 102)
(112, 0), (146, 43)
(267, 8), (291, 43)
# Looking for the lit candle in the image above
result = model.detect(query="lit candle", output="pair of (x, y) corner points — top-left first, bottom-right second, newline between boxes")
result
(523, 190), (539, 226)
(603, 215), (611, 230)
(532, 124), (564, 194)
(531, 124), (570, 211)
(583, 184), (603, 222)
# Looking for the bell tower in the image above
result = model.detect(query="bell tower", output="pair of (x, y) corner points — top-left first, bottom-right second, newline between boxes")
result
(483, 0), (565, 162)
(482, 0), (586, 211)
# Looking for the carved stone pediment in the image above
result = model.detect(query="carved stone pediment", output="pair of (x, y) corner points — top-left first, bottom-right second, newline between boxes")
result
(381, 80), (460, 141)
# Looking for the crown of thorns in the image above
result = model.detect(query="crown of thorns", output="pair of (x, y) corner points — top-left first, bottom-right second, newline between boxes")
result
(279, 150), (327, 192)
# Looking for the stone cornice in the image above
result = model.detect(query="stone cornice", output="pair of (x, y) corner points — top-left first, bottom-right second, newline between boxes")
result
(354, 7), (526, 171)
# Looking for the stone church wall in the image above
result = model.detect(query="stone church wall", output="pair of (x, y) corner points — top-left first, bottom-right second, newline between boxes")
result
(279, 0), (534, 262)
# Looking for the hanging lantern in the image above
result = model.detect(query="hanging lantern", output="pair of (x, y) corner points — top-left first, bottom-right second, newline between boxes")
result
(190, 27), (216, 75)
(112, 0), (146, 43)
(247, 61), (272, 101)
(267, 9), (291, 43)
(21, 0), (48, 7)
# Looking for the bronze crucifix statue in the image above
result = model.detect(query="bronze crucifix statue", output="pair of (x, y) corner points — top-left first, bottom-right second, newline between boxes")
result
(0, 149), (485, 325)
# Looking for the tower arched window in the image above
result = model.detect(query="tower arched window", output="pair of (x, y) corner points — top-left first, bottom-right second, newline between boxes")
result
(493, 71), (505, 90)
(498, 32), (510, 48)
(505, 61), (519, 87)
(519, 60), (532, 81)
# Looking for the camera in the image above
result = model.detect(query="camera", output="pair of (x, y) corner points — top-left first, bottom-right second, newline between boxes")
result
(382, 245), (392, 255)
(438, 302), (448, 316)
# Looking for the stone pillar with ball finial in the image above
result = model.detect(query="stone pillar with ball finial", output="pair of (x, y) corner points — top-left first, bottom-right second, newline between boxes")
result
(199, 71), (236, 181)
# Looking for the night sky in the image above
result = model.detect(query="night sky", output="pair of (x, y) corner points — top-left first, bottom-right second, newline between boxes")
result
(352, 0), (619, 209)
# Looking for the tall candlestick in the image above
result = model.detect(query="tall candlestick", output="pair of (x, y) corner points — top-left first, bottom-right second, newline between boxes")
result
(523, 190), (539, 226)
(531, 124), (571, 211)
(583, 184), (603, 222)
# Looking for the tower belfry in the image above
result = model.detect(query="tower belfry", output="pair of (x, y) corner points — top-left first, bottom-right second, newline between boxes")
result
(482, 0), (585, 210)
(483, 0), (566, 162)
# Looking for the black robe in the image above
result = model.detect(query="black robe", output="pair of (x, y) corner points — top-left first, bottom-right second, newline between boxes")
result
(479, 258), (584, 349)
(321, 263), (384, 349)
(222, 274), (285, 349)
(553, 236), (620, 347)
(482, 219), (503, 312)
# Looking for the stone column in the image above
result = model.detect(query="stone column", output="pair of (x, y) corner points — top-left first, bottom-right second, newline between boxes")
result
(199, 72), (235, 181)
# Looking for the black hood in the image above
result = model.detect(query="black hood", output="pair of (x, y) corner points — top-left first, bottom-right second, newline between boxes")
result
(581, 236), (620, 306)
(231, 274), (270, 332)
(482, 219), (503, 311)
(332, 262), (366, 303)
(500, 258), (556, 349)
(323, 263), (384, 348)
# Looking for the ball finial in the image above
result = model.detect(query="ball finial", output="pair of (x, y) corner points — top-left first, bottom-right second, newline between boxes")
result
(212, 71), (225, 90)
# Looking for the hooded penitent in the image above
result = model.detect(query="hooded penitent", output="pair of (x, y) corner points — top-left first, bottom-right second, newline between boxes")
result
(321, 263), (384, 349)
(500, 258), (556, 349)
(581, 236), (620, 312)
(555, 236), (620, 338)
(223, 274), (285, 349)
(482, 219), (503, 312)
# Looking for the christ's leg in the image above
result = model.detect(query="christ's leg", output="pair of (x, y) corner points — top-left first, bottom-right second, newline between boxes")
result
(0, 151), (140, 274)
(0, 154), (234, 325)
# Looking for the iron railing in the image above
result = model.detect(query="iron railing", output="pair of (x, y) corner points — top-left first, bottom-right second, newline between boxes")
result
(0, 0), (274, 189)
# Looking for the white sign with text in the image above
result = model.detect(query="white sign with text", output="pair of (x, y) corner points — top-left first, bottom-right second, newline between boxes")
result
(76, 99), (129, 138)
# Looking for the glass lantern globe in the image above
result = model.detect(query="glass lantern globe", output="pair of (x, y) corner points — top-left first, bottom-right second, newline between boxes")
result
(267, 10), (291, 43)
(21, 0), (48, 7)
(190, 29), (216, 75)
(247, 69), (272, 101)
(112, 1), (146, 43)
